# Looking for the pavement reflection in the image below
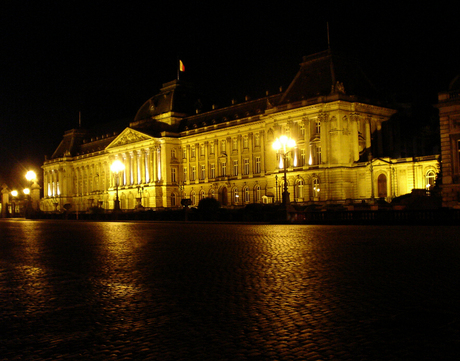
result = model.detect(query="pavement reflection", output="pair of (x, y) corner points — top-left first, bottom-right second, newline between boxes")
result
(0, 220), (459, 360)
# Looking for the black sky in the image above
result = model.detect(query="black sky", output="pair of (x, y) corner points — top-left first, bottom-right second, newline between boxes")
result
(1, 2), (459, 188)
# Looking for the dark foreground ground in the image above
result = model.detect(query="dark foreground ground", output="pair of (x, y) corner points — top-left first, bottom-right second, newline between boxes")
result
(1, 220), (459, 360)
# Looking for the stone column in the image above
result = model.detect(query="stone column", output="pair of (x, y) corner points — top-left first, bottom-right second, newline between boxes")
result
(249, 133), (254, 177)
(365, 117), (372, 149)
(352, 115), (359, 162)
(204, 141), (209, 182)
(139, 150), (145, 184)
(260, 131), (265, 176)
(152, 147), (157, 182)
(237, 135), (242, 179)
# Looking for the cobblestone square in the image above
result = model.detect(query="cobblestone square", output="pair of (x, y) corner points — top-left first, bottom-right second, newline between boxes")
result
(1, 220), (459, 360)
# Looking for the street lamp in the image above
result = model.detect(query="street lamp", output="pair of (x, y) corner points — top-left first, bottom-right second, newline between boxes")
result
(11, 190), (18, 217)
(110, 159), (125, 212)
(25, 170), (36, 183)
(272, 135), (296, 206)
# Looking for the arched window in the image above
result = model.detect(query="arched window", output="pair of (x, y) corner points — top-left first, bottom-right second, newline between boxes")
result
(128, 192), (135, 209)
(232, 187), (239, 204)
(190, 191), (196, 206)
(199, 189), (205, 201)
(209, 188), (215, 199)
(425, 170), (436, 190)
(254, 185), (261, 203)
(313, 178), (320, 198)
(296, 179), (304, 200)
(221, 187), (228, 206)
(243, 186), (250, 203)
(171, 192), (177, 207)
(121, 193), (127, 209)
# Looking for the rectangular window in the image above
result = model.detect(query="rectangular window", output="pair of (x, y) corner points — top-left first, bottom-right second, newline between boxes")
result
(233, 160), (238, 176)
(201, 165), (206, 180)
(232, 138), (238, 151)
(255, 157), (261, 174)
(191, 146), (196, 158)
(243, 136), (249, 149)
(210, 163), (215, 179)
(301, 149), (305, 166)
(300, 124), (305, 139)
(183, 167), (187, 182)
(221, 140), (226, 153)
(171, 168), (177, 183)
(183, 148), (187, 159)
(221, 162), (226, 177)
(210, 142), (215, 154)
(317, 146), (322, 165)
(243, 159), (249, 175)
(191, 166), (196, 181)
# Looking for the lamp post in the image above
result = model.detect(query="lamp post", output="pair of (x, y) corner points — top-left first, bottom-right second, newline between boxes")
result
(272, 135), (296, 206)
(11, 190), (18, 217)
(23, 188), (31, 217)
(110, 160), (125, 212)
(136, 185), (144, 209)
(25, 170), (40, 210)
(275, 174), (278, 203)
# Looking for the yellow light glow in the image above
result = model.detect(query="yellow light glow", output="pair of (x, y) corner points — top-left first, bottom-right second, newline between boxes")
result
(11, 190), (18, 197)
(24, 188), (30, 195)
(25, 170), (36, 182)
(110, 159), (125, 173)
(272, 136), (296, 152)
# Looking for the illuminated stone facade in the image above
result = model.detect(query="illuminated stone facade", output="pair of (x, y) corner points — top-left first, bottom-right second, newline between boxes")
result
(438, 77), (460, 208)
(41, 50), (439, 212)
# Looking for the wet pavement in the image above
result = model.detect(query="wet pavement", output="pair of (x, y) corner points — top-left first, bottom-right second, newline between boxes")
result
(0, 219), (459, 360)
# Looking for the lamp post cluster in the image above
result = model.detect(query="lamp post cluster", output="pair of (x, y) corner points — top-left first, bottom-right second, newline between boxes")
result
(272, 135), (296, 206)
(1, 170), (39, 218)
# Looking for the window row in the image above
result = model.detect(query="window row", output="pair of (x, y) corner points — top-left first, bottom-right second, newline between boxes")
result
(176, 135), (262, 161)
(172, 158), (262, 182)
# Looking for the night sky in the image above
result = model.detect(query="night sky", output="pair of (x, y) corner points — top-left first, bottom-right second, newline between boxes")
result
(1, 2), (459, 188)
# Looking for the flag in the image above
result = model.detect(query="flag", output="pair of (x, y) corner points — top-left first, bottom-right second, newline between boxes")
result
(179, 60), (185, 72)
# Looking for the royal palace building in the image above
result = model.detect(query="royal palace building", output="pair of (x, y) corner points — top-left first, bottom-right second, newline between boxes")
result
(41, 49), (439, 212)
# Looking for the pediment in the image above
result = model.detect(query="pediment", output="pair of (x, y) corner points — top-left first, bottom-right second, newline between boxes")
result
(107, 128), (153, 149)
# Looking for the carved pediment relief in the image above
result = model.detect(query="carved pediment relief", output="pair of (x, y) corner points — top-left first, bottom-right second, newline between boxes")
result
(107, 128), (152, 149)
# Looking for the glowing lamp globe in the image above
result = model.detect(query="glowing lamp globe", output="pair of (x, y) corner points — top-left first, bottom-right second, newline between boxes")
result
(110, 160), (125, 173)
(25, 170), (37, 182)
